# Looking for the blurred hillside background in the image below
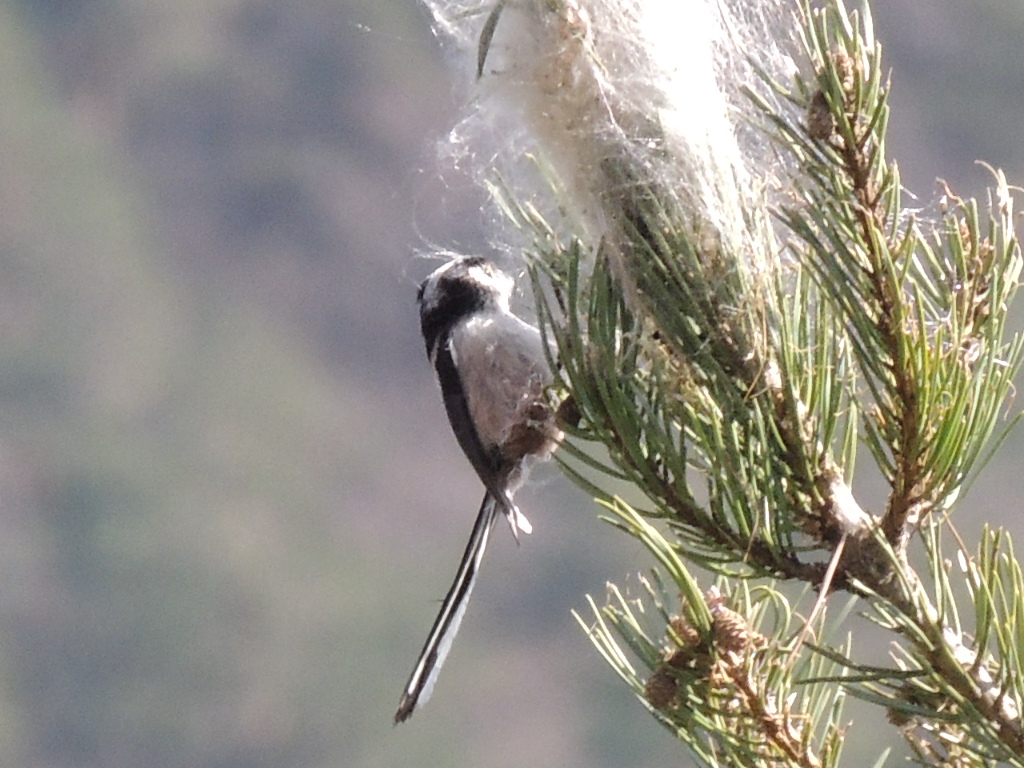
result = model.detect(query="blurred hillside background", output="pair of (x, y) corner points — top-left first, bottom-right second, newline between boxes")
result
(0, 1), (1020, 767)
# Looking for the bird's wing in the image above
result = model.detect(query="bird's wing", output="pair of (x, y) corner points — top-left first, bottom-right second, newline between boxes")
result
(432, 339), (531, 539)
(394, 493), (500, 723)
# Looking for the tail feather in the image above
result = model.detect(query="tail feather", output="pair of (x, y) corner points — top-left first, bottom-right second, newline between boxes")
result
(394, 493), (500, 723)
(495, 490), (532, 543)
(506, 503), (532, 538)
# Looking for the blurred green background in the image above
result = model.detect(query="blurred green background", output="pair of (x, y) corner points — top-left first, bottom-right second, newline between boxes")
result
(0, 1), (1020, 766)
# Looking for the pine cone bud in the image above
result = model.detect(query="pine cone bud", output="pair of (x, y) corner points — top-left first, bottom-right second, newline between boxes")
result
(712, 604), (752, 655)
(807, 90), (835, 141)
(707, 589), (754, 655)
(669, 615), (700, 646)
(644, 667), (678, 710)
(833, 49), (856, 96)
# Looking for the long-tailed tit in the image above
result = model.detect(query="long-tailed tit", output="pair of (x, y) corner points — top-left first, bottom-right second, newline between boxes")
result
(395, 256), (560, 723)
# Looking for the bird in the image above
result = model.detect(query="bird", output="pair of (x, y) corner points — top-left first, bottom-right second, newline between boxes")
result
(395, 255), (560, 723)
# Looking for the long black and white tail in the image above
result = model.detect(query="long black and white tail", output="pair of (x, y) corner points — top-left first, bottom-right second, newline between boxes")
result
(394, 493), (500, 723)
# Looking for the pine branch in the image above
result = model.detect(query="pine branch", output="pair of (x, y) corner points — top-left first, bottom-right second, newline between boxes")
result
(418, 0), (1024, 764)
